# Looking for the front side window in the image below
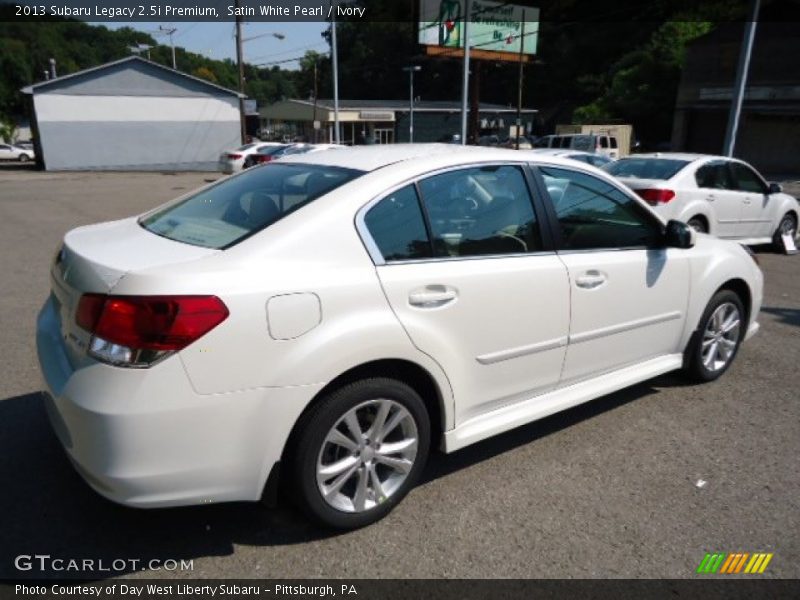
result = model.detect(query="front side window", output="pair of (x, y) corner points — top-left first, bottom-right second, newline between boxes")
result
(539, 166), (662, 250)
(140, 163), (363, 249)
(610, 137), (618, 149)
(418, 165), (543, 257)
(730, 162), (767, 194)
(364, 185), (431, 262)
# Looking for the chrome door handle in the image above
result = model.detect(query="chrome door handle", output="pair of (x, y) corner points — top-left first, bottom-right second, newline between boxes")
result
(706, 194), (716, 202)
(575, 272), (606, 289)
(408, 285), (458, 308)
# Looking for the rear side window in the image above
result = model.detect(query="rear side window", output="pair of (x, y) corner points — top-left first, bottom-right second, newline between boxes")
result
(605, 158), (689, 180)
(600, 137), (609, 148)
(364, 185), (432, 261)
(695, 161), (735, 190)
(610, 137), (618, 149)
(418, 165), (542, 257)
(140, 163), (363, 249)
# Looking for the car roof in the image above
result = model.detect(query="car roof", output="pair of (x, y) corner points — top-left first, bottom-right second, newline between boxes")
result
(278, 143), (523, 172)
(621, 152), (719, 162)
(525, 149), (593, 157)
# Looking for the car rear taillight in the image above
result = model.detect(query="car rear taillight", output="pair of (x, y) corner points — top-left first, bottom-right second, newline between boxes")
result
(227, 153), (243, 160)
(256, 155), (273, 163)
(76, 294), (229, 367)
(636, 188), (676, 205)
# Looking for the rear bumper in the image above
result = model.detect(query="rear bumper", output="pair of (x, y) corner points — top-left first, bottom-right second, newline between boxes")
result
(36, 297), (321, 508)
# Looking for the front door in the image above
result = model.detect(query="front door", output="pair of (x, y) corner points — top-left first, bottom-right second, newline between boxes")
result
(536, 165), (690, 383)
(729, 161), (773, 238)
(361, 166), (570, 424)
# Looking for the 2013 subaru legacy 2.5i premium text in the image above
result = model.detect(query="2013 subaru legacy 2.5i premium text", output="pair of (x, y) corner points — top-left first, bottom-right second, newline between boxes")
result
(37, 144), (763, 529)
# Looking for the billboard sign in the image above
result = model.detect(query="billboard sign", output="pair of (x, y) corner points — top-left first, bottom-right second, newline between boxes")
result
(418, 0), (539, 57)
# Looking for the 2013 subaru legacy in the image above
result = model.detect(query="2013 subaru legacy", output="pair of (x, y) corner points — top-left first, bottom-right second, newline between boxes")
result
(37, 144), (763, 528)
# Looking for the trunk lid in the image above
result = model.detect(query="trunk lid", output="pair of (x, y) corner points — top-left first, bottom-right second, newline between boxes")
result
(50, 217), (218, 368)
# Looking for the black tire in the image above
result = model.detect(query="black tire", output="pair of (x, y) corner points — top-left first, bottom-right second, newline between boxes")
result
(288, 377), (431, 529)
(687, 216), (708, 234)
(18, 154), (30, 163)
(684, 290), (746, 382)
(772, 212), (797, 253)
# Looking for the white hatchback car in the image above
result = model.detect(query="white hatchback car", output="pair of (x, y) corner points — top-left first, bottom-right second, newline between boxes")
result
(37, 145), (763, 529)
(605, 153), (799, 249)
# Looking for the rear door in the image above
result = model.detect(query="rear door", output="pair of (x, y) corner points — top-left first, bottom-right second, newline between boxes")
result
(535, 165), (690, 383)
(693, 160), (742, 238)
(362, 164), (571, 424)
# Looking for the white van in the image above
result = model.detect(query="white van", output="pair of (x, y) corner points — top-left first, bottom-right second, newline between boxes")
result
(535, 133), (619, 159)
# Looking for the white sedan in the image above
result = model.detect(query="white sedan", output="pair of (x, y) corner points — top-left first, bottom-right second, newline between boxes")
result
(604, 153), (799, 249)
(37, 145), (763, 528)
(217, 142), (284, 174)
(0, 143), (34, 162)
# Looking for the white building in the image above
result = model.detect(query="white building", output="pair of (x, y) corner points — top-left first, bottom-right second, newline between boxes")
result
(22, 56), (244, 171)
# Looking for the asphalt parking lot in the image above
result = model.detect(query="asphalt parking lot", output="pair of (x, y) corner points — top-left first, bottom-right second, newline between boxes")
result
(0, 165), (798, 580)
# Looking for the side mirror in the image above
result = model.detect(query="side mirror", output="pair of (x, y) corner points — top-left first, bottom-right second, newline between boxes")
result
(769, 182), (782, 194)
(665, 219), (696, 249)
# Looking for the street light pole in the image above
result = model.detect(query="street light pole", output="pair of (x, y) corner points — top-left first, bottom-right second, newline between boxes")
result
(234, 0), (246, 144)
(515, 12), (526, 150)
(331, 0), (340, 144)
(403, 66), (421, 143)
(723, 0), (760, 157)
(460, 0), (471, 145)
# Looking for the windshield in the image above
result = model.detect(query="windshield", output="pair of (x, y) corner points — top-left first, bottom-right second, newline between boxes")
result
(605, 158), (689, 180)
(140, 163), (364, 249)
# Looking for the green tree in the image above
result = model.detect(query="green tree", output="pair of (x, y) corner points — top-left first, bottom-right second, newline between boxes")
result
(574, 21), (714, 142)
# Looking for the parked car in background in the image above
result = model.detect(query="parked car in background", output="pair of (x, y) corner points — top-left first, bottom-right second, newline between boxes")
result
(38, 144), (763, 529)
(604, 153), (799, 249)
(525, 148), (615, 168)
(242, 144), (291, 168)
(533, 133), (619, 159)
(218, 142), (285, 174)
(0, 143), (34, 162)
(245, 143), (344, 168)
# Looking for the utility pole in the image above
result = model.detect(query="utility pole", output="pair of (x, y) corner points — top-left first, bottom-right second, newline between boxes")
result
(234, 0), (247, 144)
(723, 0), (760, 157)
(460, 0), (471, 144)
(515, 12), (526, 150)
(331, 0), (340, 144)
(158, 26), (177, 69)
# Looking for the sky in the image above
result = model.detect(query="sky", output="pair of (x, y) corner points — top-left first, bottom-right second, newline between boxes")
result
(93, 21), (329, 69)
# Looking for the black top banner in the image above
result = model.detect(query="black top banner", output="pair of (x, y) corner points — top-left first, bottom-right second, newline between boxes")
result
(2, 0), (796, 23)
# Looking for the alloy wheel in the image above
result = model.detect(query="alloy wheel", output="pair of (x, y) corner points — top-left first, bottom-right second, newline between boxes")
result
(701, 302), (741, 372)
(316, 399), (419, 513)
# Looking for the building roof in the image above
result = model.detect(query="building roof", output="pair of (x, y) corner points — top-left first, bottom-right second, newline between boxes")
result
(21, 55), (245, 98)
(274, 98), (537, 114)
